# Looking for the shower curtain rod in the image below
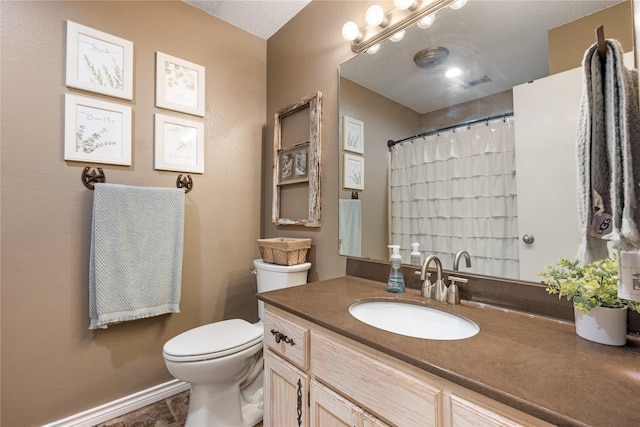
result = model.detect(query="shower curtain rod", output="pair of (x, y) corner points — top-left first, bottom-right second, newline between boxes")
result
(386, 112), (514, 148)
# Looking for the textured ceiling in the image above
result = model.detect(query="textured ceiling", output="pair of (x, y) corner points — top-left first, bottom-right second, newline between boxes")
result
(184, 0), (312, 39)
(185, 0), (625, 115)
(340, 0), (624, 114)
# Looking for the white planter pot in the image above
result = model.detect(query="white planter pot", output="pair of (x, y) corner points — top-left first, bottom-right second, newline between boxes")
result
(574, 306), (628, 346)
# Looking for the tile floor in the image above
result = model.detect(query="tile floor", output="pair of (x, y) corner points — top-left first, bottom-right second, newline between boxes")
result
(95, 391), (189, 427)
(94, 391), (263, 427)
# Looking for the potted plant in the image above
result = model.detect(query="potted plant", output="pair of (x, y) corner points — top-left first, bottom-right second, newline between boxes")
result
(539, 255), (640, 346)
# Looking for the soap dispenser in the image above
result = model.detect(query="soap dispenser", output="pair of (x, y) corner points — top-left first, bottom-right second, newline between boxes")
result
(410, 242), (421, 266)
(387, 245), (406, 293)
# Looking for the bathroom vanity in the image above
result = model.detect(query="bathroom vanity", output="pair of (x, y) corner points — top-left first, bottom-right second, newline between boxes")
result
(258, 275), (640, 427)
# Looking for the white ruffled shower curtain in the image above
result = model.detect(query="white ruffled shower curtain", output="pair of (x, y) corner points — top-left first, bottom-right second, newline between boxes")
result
(389, 117), (519, 278)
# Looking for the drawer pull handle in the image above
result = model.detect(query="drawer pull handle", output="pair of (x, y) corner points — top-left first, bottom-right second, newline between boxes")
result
(270, 329), (295, 346)
(296, 378), (303, 426)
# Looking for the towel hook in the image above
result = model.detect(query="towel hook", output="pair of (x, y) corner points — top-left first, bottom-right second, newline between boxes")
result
(596, 25), (606, 60)
(82, 167), (106, 190)
(176, 174), (193, 193)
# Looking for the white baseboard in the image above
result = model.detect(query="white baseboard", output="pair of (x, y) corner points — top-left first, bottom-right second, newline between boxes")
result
(43, 379), (190, 427)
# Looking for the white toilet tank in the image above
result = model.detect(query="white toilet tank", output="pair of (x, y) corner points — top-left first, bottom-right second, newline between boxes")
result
(253, 259), (311, 320)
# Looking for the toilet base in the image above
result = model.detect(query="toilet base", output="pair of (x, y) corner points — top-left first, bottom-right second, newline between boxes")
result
(185, 382), (263, 427)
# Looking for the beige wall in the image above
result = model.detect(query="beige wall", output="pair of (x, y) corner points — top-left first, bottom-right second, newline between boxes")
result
(339, 77), (421, 261)
(1, 1), (265, 425)
(549, 0), (633, 74)
(265, 0), (374, 281)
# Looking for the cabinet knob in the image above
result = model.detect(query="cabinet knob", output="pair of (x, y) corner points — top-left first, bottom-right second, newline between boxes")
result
(522, 234), (535, 245)
(270, 329), (295, 346)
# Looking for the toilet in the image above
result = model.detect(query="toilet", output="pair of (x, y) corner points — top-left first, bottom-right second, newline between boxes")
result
(163, 259), (311, 427)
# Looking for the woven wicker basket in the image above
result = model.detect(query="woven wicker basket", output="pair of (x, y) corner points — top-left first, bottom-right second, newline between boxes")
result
(257, 237), (311, 266)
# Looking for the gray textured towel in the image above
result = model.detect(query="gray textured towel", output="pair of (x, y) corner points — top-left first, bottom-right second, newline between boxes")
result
(89, 183), (185, 329)
(576, 40), (640, 263)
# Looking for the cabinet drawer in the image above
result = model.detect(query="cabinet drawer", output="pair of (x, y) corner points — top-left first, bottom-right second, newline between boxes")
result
(450, 394), (553, 427)
(312, 331), (443, 427)
(264, 310), (309, 370)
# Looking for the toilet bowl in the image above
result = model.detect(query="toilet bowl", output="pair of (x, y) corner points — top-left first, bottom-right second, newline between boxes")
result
(163, 259), (311, 427)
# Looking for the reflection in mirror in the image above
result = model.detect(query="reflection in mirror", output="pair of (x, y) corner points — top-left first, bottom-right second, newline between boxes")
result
(338, 0), (634, 282)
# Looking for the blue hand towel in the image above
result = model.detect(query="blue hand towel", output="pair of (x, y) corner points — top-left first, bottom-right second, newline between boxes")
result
(89, 183), (185, 329)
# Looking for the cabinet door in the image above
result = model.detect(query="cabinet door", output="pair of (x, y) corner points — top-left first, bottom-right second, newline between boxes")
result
(310, 380), (362, 427)
(264, 350), (309, 427)
(363, 412), (392, 427)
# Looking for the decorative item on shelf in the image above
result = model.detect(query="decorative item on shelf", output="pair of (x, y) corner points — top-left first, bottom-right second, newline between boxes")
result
(341, 0), (467, 54)
(539, 255), (640, 346)
(277, 141), (310, 185)
(257, 237), (311, 266)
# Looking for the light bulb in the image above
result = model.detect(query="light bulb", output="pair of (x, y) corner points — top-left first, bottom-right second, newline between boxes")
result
(366, 44), (381, 54)
(365, 5), (386, 27)
(449, 0), (467, 10)
(342, 21), (360, 41)
(417, 14), (435, 29)
(389, 30), (405, 42)
(394, 0), (415, 11)
(445, 67), (462, 78)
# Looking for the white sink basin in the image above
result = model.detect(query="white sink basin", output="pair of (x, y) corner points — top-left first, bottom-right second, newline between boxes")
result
(348, 300), (479, 340)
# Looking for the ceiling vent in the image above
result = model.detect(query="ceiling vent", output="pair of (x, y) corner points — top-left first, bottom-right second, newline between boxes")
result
(461, 75), (492, 88)
(413, 46), (449, 69)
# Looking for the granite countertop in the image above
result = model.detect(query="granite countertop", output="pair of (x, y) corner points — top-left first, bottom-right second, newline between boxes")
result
(257, 276), (640, 427)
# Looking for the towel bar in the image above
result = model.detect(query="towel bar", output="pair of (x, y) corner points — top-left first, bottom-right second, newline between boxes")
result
(81, 166), (194, 193)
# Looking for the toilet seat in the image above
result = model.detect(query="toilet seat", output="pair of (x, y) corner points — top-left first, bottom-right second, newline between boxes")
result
(163, 319), (263, 362)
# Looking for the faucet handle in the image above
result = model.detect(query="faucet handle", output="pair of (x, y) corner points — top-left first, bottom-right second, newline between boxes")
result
(448, 276), (468, 286)
(446, 276), (467, 305)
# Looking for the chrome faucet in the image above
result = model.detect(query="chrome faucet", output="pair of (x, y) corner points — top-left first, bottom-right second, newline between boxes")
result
(419, 255), (447, 302)
(453, 250), (472, 271)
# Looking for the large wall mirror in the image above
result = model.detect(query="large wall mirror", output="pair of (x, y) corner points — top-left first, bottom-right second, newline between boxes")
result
(338, 0), (635, 282)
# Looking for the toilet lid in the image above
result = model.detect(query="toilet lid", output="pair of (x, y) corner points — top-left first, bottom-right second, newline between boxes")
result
(163, 319), (263, 362)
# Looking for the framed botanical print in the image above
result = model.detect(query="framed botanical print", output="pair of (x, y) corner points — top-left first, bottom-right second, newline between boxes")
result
(343, 153), (364, 190)
(155, 52), (205, 117)
(66, 21), (134, 100)
(342, 115), (364, 154)
(154, 113), (204, 174)
(64, 94), (132, 165)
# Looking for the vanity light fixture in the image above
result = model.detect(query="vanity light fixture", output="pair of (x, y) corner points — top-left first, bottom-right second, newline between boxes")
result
(449, 0), (468, 10)
(342, 0), (460, 54)
(342, 21), (361, 41)
(365, 5), (387, 27)
(417, 14), (435, 29)
(389, 29), (406, 42)
(366, 44), (381, 54)
(394, 0), (419, 11)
